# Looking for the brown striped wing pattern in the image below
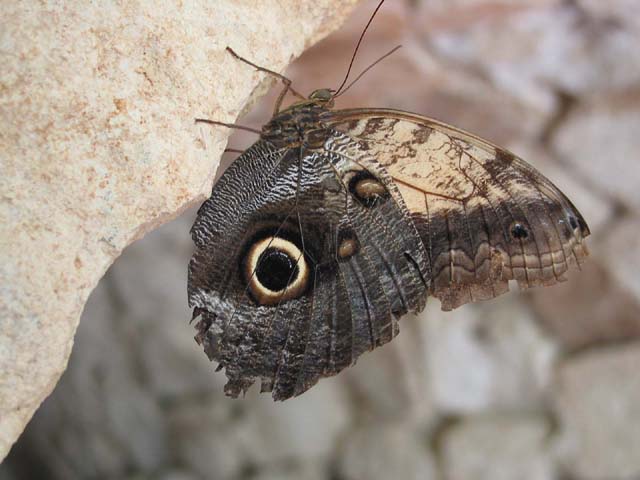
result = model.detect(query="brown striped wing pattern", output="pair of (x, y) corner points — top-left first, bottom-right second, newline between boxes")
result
(328, 109), (590, 311)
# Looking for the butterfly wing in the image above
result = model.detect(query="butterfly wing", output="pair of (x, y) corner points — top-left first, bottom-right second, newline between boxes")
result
(188, 132), (429, 400)
(326, 109), (590, 311)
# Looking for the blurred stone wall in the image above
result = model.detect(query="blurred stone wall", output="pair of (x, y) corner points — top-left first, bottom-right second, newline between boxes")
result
(2, 0), (639, 479)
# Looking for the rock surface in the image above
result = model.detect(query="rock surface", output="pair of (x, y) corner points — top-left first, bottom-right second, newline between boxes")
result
(0, 0), (359, 459)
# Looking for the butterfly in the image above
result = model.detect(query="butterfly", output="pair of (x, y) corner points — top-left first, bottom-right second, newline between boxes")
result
(188, 4), (589, 401)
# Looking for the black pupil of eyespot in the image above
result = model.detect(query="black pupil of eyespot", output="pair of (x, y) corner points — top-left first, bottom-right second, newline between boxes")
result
(511, 223), (528, 239)
(256, 248), (298, 292)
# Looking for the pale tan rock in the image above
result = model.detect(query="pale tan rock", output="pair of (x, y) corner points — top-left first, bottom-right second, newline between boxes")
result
(0, 0), (359, 460)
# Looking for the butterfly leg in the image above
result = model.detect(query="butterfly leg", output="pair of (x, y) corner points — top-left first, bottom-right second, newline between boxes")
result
(225, 46), (306, 115)
(195, 118), (261, 154)
(195, 118), (261, 135)
(272, 83), (293, 116)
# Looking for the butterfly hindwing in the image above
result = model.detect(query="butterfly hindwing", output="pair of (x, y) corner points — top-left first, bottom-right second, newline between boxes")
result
(188, 131), (429, 400)
(328, 109), (590, 311)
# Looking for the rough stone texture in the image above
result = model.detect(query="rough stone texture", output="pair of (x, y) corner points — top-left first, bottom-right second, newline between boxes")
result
(440, 415), (556, 480)
(0, 0), (360, 459)
(2, 0), (640, 478)
(553, 344), (640, 480)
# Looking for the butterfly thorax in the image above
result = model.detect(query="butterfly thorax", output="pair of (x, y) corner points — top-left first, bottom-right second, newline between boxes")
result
(260, 93), (335, 149)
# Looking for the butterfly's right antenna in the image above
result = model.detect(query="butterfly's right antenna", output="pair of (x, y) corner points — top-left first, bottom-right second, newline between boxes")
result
(334, 45), (402, 98)
(333, 0), (387, 96)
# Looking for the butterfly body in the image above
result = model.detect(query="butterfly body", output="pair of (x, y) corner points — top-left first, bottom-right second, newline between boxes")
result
(189, 91), (589, 400)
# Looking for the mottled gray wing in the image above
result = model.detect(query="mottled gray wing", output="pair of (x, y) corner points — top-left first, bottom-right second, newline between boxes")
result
(188, 132), (428, 400)
(328, 109), (590, 311)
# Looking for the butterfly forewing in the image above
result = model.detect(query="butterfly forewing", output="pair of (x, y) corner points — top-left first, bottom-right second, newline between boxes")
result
(189, 122), (430, 400)
(327, 108), (590, 311)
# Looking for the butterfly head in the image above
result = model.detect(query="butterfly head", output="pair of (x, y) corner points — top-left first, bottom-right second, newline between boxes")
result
(308, 88), (335, 108)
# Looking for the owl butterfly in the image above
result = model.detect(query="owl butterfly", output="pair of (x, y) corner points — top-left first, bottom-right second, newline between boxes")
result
(188, 2), (589, 401)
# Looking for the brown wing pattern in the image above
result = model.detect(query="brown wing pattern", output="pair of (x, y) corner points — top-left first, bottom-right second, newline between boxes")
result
(328, 109), (590, 311)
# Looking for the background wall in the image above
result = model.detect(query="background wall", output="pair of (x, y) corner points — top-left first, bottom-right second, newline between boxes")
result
(2, 0), (639, 479)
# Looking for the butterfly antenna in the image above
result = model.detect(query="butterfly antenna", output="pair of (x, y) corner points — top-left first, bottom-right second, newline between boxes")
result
(334, 45), (402, 98)
(333, 0), (387, 96)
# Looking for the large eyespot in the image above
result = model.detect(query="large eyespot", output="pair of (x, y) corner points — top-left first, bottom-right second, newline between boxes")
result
(244, 236), (310, 306)
(347, 170), (389, 207)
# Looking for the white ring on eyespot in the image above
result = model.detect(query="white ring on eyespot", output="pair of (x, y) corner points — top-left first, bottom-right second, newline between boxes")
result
(244, 236), (309, 306)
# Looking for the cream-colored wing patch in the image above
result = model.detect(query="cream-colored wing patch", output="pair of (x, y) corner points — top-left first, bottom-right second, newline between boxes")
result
(330, 111), (590, 311)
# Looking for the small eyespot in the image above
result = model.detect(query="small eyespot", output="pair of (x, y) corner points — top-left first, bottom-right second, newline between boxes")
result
(336, 228), (360, 261)
(355, 178), (386, 198)
(339, 237), (360, 260)
(338, 238), (358, 259)
(568, 216), (578, 230)
(510, 222), (529, 240)
(347, 171), (389, 207)
(244, 236), (309, 306)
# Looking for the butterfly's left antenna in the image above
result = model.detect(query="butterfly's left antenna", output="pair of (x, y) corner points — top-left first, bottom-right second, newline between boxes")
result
(333, 0), (387, 96)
